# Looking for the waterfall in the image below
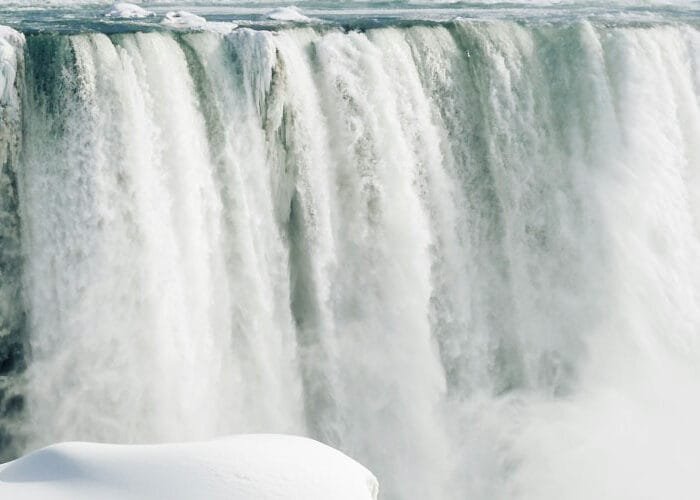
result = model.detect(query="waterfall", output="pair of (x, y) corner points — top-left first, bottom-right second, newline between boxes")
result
(0, 25), (25, 462)
(1, 18), (700, 499)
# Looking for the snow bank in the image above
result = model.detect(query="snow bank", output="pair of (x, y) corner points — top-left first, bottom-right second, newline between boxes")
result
(161, 10), (207, 29)
(0, 26), (24, 106)
(0, 435), (379, 500)
(265, 6), (312, 22)
(104, 2), (154, 19)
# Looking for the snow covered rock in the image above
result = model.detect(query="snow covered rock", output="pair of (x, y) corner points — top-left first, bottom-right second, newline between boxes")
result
(105, 3), (154, 19)
(161, 11), (207, 29)
(265, 6), (312, 22)
(0, 434), (379, 500)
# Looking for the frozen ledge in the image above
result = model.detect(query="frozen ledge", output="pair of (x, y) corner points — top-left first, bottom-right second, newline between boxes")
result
(0, 434), (379, 500)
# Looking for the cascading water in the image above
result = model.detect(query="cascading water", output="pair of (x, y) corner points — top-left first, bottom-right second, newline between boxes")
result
(1, 7), (700, 499)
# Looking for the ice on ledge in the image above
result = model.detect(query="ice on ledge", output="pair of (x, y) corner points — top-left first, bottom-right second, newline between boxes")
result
(0, 434), (379, 500)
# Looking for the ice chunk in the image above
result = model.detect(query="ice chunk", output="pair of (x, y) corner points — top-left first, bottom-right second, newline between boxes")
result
(161, 11), (207, 29)
(0, 435), (379, 500)
(265, 6), (312, 22)
(105, 2), (154, 19)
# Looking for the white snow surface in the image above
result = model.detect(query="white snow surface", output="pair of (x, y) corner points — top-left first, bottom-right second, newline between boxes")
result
(0, 26), (23, 105)
(265, 6), (312, 22)
(0, 435), (379, 500)
(161, 10), (207, 28)
(105, 2), (154, 18)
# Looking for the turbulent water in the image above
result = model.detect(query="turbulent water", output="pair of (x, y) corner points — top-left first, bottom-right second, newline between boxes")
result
(2, 3), (700, 499)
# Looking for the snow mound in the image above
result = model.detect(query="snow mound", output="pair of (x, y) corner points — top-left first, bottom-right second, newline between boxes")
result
(0, 435), (379, 500)
(0, 26), (24, 106)
(105, 3), (154, 19)
(161, 10), (207, 29)
(265, 6), (312, 22)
